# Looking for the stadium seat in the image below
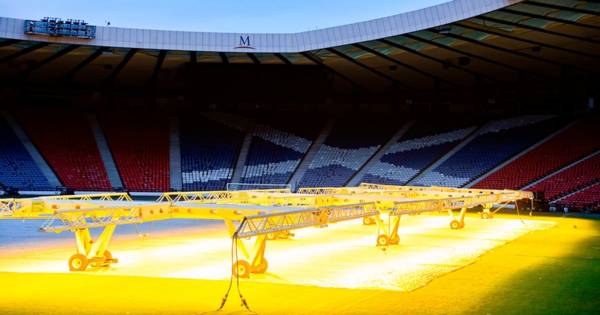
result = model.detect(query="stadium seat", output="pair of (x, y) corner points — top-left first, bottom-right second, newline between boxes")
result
(529, 153), (600, 201)
(299, 119), (396, 188)
(15, 111), (111, 191)
(415, 116), (562, 187)
(180, 115), (243, 191)
(363, 120), (477, 185)
(100, 113), (170, 192)
(474, 118), (600, 190)
(0, 116), (51, 190)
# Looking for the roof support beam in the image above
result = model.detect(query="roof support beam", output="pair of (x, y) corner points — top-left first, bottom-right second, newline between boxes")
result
(0, 42), (48, 63)
(300, 52), (367, 91)
(274, 53), (292, 65)
(22, 45), (80, 76)
(435, 29), (590, 74)
(404, 33), (541, 79)
(63, 47), (105, 80)
(353, 43), (456, 87)
(219, 52), (229, 64)
(148, 50), (166, 86)
(327, 48), (408, 88)
(500, 7), (600, 31)
(247, 53), (260, 64)
(523, 0), (600, 16)
(378, 38), (500, 84)
(104, 48), (137, 83)
(477, 15), (600, 45)
(457, 21), (600, 59)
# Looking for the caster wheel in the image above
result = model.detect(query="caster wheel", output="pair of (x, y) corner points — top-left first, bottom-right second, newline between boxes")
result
(363, 217), (375, 225)
(233, 260), (251, 278)
(251, 259), (268, 274)
(389, 234), (400, 245)
(481, 212), (490, 219)
(376, 234), (390, 246)
(68, 253), (89, 272)
(450, 220), (461, 230)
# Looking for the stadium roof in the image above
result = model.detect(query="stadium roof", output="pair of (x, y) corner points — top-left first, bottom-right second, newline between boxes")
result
(0, 0), (598, 94)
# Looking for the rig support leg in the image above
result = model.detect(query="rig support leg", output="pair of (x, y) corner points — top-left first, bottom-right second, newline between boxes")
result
(227, 219), (269, 278)
(374, 214), (401, 246)
(70, 224), (118, 271)
(449, 208), (466, 229)
(481, 203), (493, 219)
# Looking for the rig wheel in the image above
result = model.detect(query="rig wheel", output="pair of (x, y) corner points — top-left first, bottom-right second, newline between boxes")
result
(68, 253), (89, 272)
(450, 220), (461, 230)
(481, 212), (490, 219)
(376, 234), (390, 246)
(233, 260), (251, 278)
(251, 259), (268, 274)
(389, 234), (400, 245)
(363, 217), (376, 225)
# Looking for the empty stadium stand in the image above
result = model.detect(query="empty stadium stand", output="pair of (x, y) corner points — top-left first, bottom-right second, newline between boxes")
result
(16, 111), (112, 191)
(557, 182), (600, 209)
(100, 113), (170, 192)
(362, 120), (477, 185)
(474, 118), (600, 190)
(241, 115), (323, 185)
(529, 152), (600, 201)
(180, 115), (244, 191)
(0, 116), (51, 190)
(415, 116), (563, 187)
(298, 118), (397, 188)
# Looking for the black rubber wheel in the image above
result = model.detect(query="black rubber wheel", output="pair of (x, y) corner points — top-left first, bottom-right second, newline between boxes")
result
(251, 259), (268, 274)
(233, 260), (251, 278)
(363, 217), (375, 225)
(68, 253), (89, 272)
(389, 234), (400, 245)
(450, 220), (461, 230)
(376, 234), (390, 246)
(481, 212), (490, 219)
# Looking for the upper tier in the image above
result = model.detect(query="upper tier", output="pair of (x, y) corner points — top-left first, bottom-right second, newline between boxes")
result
(0, 0), (519, 52)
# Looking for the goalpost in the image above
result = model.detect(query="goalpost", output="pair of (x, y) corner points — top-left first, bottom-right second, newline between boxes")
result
(226, 182), (292, 191)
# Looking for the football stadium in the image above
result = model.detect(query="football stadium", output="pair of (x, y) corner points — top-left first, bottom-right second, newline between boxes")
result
(0, 0), (599, 314)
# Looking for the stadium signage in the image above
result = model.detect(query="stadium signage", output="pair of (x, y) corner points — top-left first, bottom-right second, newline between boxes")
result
(235, 35), (255, 49)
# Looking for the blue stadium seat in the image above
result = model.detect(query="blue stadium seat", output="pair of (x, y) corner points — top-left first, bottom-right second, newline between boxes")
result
(0, 117), (51, 190)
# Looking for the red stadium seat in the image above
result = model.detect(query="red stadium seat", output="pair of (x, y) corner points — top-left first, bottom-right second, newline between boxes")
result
(15, 110), (111, 191)
(474, 119), (600, 190)
(100, 112), (170, 192)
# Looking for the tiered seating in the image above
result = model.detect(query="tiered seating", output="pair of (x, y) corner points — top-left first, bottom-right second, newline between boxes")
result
(529, 153), (600, 201)
(16, 111), (111, 191)
(475, 119), (600, 189)
(241, 116), (321, 184)
(101, 113), (169, 192)
(415, 116), (561, 187)
(362, 121), (477, 185)
(558, 182), (600, 209)
(0, 117), (50, 190)
(299, 119), (396, 188)
(180, 115), (243, 191)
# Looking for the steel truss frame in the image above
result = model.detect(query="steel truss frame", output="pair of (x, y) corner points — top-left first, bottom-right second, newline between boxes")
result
(1, 184), (532, 276)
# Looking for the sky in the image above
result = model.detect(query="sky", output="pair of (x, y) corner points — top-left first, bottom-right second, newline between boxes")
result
(0, 0), (450, 33)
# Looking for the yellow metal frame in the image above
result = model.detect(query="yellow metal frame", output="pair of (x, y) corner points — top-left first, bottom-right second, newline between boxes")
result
(1, 184), (533, 276)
